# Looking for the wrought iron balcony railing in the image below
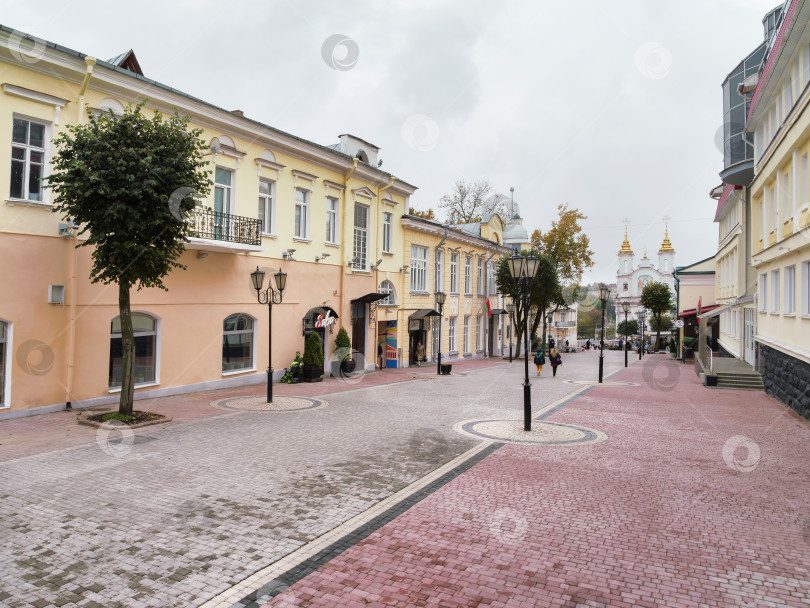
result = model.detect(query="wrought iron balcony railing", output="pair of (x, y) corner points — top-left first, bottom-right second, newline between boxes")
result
(554, 321), (576, 328)
(188, 207), (262, 246)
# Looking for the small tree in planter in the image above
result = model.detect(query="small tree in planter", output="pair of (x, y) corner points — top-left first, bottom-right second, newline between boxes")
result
(302, 333), (324, 382)
(669, 337), (677, 358)
(331, 327), (355, 377)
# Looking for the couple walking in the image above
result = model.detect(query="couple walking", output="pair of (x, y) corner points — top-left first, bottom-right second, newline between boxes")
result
(534, 345), (562, 377)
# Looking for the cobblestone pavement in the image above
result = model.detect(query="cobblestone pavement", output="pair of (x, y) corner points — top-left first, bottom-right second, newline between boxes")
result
(0, 351), (623, 607)
(256, 355), (810, 608)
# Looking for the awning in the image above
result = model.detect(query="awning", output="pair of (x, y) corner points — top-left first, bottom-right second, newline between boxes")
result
(409, 309), (440, 319)
(490, 308), (507, 314)
(695, 304), (731, 321)
(304, 306), (339, 319)
(351, 293), (389, 304)
(679, 304), (720, 318)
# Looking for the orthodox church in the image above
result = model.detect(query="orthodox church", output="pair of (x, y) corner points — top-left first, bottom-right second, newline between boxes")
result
(615, 223), (676, 331)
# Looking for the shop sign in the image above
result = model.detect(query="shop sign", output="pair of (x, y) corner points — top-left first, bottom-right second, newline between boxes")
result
(315, 310), (336, 328)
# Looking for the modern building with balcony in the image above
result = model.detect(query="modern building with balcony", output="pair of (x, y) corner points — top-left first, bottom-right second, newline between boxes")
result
(0, 27), (416, 417)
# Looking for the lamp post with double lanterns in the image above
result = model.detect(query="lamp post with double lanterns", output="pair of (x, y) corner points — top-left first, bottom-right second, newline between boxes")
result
(435, 291), (446, 375)
(621, 301), (630, 368)
(638, 310), (646, 360)
(507, 254), (541, 431)
(506, 300), (516, 363)
(250, 266), (287, 403)
(598, 284), (610, 383)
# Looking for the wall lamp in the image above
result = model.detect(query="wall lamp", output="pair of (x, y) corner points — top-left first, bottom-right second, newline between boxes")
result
(315, 253), (331, 262)
(370, 259), (383, 270)
(282, 248), (296, 260)
(399, 265), (409, 273)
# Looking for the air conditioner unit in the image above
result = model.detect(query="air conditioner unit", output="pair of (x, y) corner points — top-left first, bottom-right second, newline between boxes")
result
(48, 285), (65, 305)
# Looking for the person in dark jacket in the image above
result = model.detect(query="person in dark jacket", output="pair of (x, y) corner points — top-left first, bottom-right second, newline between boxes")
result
(533, 346), (546, 376)
(550, 347), (562, 377)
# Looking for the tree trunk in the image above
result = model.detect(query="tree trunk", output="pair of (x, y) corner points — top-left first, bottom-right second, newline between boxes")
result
(118, 282), (135, 415)
(654, 313), (661, 353)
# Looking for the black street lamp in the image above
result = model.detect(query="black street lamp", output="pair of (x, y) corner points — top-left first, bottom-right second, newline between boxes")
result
(638, 310), (646, 360)
(507, 254), (541, 431)
(621, 301), (630, 368)
(435, 291), (446, 375)
(598, 284), (610, 383)
(506, 300), (515, 363)
(251, 266), (287, 403)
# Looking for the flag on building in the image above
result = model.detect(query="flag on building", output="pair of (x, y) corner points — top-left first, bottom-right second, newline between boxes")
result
(485, 298), (492, 317)
(696, 296), (702, 320)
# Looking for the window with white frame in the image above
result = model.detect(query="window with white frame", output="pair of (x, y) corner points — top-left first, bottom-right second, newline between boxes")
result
(435, 249), (444, 293)
(10, 117), (47, 201)
(488, 262), (497, 294)
(759, 273), (768, 312)
(326, 196), (339, 244)
(448, 317), (457, 352)
(463, 315), (470, 353)
(783, 172), (790, 219)
(464, 256), (472, 294)
(771, 269), (780, 313)
(411, 245), (428, 292)
(223, 314), (255, 372)
(382, 212), (393, 253)
(432, 320), (440, 358)
(0, 320), (7, 407)
(214, 167), (232, 215)
(258, 179), (275, 235)
(803, 153), (809, 209)
(760, 191), (766, 239)
(110, 313), (158, 388)
(785, 265), (796, 314)
(478, 316), (485, 350)
(802, 261), (810, 315)
(477, 258), (484, 295)
(353, 204), (369, 268)
(450, 253), (459, 293)
(295, 188), (310, 239)
(378, 280), (397, 306)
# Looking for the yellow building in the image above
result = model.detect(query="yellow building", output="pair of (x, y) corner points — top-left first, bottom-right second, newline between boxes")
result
(673, 256), (716, 356)
(746, 1), (810, 413)
(392, 213), (512, 367)
(0, 29), (416, 417)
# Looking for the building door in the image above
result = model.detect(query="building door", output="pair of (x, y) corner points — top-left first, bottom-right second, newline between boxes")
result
(488, 315), (495, 356)
(409, 329), (426, 365)
(744, 308), (755, 367)
(352, 303), (366, 357)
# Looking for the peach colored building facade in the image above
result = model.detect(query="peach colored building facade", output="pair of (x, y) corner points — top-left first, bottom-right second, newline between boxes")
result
(0, 29), (416, 417)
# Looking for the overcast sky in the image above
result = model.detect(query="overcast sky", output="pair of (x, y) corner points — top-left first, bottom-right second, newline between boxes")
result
(3, 0), (780, 283)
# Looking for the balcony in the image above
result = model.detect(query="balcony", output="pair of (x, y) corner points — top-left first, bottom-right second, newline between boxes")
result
(186, 207), (263, 254)
(554, 321), (576, 328)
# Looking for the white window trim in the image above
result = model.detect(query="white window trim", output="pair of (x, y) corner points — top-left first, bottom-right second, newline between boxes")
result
(435, 249), (444, 293)
(259, 179), (276, 236)
(382, 212), (393, 254)
(353, 202), (370, 271)
(326, 196), (340, 245)
(411, 245), (429, 292)
(785, 265), (796, 315)
(771, 270), (780, 314)
(448, 317), (457, 353)
(759, 274), (768, 312)
(379, 280), (397, 306)
(802, 260), (810, 316)
(450, 253), (459, 294)
(108, 312), (161, 392)
(222, 313), (258, 375)
(10, 114), (51, 205)
(295, 188), (310, 240)
(0, 319), (11, 409)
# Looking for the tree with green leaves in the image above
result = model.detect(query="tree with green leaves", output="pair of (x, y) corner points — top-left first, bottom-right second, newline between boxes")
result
(617, 319), (640, 338)
(640, 282), (673, 352)
(495, 252), (561, 356)
(49, 102), (210, 415)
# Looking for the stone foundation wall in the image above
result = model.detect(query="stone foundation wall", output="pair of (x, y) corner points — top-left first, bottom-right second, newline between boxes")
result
(759, 343), (810, 420)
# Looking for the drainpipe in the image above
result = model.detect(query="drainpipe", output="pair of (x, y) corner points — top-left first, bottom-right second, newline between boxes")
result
(485, 248), (497, 357)
(340, 158), (359, 336)
(374, 176), (395, 369)
(64, 57), (96, 410)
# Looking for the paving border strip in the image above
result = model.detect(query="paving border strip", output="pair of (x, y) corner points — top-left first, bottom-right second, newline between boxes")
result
(206, 364), (633, 608)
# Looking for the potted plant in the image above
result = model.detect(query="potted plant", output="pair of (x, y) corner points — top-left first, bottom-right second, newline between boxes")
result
(669, 337), (677, 359)
(682, 336), (695, 359)
(302, 333), (324, 382)
(331, 327), (356, 377)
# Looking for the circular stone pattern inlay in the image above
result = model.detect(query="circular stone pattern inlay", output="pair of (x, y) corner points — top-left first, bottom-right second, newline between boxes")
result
(211, 395), (327, 412)
(563, 380), (639, 387)
(454, 419), (607, 446)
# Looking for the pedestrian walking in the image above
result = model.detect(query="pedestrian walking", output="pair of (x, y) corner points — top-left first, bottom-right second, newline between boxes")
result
(533, 345), (545, 375)
(550, 347), (562, 377)
(585, 339), (591, 350)
(415, 341), (425, 367)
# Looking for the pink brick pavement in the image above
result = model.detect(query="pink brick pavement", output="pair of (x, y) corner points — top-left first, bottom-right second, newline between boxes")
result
(262, 357), (810, 607)
(0, 357), (505, 461)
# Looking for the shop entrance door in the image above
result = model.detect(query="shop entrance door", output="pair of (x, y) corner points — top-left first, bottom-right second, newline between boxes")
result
(409, 330), (426, 365)
(352, 303), (366, 357)
(744, 308), (755, 367)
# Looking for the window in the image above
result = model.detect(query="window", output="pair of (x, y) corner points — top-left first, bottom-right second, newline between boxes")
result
(463, 316), (470, 353)
(109, 313), (158, 388)
(464, 257), (472, 294)
(214, 168), (233, 239)
(379, 280), (396, 305)
(803, 153), (809, 210)
(258, 179), (275, 235)
(478, 316), (485, 350)
(760, 273), (768, 312)
(10, 117), (46, 201)
(0, 320), (7, 407)
(450, 253), (459, 293)
(411, 245), (428, 292)
(435, 249), (444, 293)
(488, 262), (497, 294)
(432, 320), (440, 359)
(353, 204), (369, 269)
(771, 269), (780, 312)
(448, 317), (457, 352)
(783, 172), (790, 219)
(382, 212), (392, 253)
(760, 191), (766, 239)
(295, 189), (310, 238)
(223, 314), (255, 372)
(802, 261), (810, 315)
(477, 258), (484, 295)
(785, 266), (796, 314)
(326, 196), (339, 244)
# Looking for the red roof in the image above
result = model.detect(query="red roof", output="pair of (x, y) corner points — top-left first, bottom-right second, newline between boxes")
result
(714, 184), (739, 220)
(679, 304), (720, 318)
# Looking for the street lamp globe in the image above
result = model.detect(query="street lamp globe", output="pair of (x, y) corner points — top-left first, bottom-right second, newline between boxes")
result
(598, 284), (610, 304)
(435, 291), (446, 306)
(524, 255), (540, 279)
(251, 266), (265, 292)
(507, 254), (526, 279)
(273, 268), (287, 293)
(621, 301), (631, 314)
(506, 301), (515, 316)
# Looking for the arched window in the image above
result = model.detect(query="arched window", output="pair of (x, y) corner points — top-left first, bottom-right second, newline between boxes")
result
(0, 320), (8, 407)
(379, 280), (397, 306)
(109, 313), (158, 388)
(223, 314), (255, 372)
